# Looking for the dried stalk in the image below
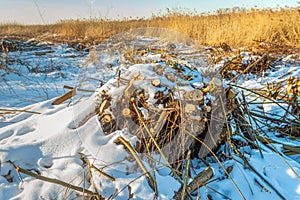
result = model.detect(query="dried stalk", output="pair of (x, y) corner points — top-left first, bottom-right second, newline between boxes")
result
(231, 84), (300, 123)
(91, 164), (115, 182)
(181, 150), (191, 200)
(63, 85), (94, 93)
(282, 145), (300, 154)
(116, 136), (158, 196)
(0, 108), (41, 115)
(16, 166), (102, 198)
(85, 159), (101, 200)
(231, 99), (254, 142)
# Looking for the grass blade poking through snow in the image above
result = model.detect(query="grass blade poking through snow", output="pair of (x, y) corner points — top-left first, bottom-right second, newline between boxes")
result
(91, 164), (116, 182)
(230, 84), (300, 123)
(84, 158), (102, 200)
(181, 150), (191, 200)
(117, 136), (158, 196)
(231, 85), (300, 179)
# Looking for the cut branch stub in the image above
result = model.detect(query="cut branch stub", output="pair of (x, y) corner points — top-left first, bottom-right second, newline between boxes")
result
(151, 78), (161, 87)
(98, 99), (110, 116)
(122, 108), (136, 118)
(103, 114), (112, 123)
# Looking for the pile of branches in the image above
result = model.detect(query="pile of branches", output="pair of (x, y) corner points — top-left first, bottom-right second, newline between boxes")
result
(96, 52), (228, 170)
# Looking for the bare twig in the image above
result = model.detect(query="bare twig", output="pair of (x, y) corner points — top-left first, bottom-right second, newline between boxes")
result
(91, 164), (115, 182)
(16, 166), (102, 198)
(0, 108), (40, 115)
(63, 85), (94, 93)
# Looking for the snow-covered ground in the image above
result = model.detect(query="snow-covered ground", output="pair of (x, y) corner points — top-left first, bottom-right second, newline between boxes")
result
(0, 37), (88, 108)
(0, 30), (299, 200)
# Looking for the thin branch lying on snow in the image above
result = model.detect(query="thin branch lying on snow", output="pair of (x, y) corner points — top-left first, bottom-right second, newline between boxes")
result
(0, 108), (41, 115)
(15, 166), (103, 199)
(116, 136), (158, 197)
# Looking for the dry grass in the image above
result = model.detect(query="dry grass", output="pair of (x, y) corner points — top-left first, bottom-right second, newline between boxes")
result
(0, 7), (300, 47)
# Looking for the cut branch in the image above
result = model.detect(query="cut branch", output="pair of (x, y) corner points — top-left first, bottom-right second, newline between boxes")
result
(52, 89), (76, 105)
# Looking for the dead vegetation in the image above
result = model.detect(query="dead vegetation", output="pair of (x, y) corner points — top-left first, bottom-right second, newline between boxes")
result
(1, 8), (299, 198)
(3, 43), (299, 199)
(215, 42), (300, 80)
(96, 56), (224, 171)
(0, 6), (300, 48)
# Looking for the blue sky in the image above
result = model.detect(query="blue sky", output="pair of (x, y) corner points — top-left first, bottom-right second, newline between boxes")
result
(0, 0), (299, 24)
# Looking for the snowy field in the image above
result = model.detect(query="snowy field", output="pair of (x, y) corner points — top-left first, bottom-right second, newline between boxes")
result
(0, 29), (299, 200)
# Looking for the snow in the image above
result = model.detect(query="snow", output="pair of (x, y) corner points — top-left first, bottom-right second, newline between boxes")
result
(0, 38), (87, 107)
(0, 33), (300, 199)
